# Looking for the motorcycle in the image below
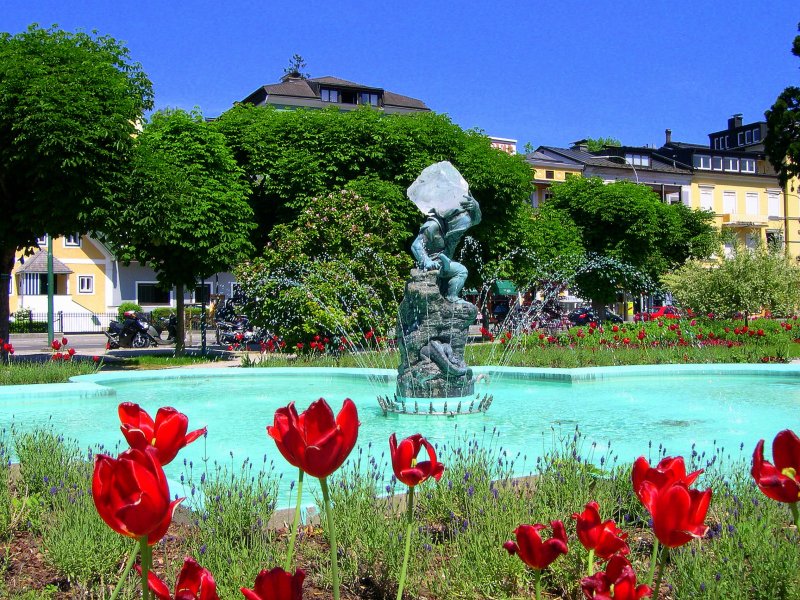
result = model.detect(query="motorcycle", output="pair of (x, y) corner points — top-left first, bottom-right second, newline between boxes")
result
(105, 311), (175, 349)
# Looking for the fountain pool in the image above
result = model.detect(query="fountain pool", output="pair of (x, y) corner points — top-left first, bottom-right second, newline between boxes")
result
(2, 365), (799, 506)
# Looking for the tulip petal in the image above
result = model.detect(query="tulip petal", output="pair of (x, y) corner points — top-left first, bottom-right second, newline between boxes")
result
(773, 429), (800, 473)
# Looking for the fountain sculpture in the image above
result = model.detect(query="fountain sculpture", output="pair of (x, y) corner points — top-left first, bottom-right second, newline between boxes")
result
(378, 162), (493, 416)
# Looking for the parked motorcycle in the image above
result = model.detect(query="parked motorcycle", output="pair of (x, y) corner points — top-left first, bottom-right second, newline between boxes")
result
(105, 311), (175, 349)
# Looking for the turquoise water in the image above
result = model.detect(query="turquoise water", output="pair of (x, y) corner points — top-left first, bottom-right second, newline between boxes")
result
(1, 365), (799, 507)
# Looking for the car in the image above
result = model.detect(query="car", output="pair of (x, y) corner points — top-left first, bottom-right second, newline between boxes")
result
(634, 305), (682, 322)
(567, 307), (623, 326)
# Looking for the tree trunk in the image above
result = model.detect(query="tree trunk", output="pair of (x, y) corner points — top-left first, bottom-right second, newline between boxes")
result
(175, 283), (185, 356)
(591, 299), (607, 322)
(0, 246), (14, 364)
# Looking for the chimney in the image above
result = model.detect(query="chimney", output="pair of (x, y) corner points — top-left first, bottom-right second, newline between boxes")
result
(665, 129), (672, 145)
(728, 114), (743, 130)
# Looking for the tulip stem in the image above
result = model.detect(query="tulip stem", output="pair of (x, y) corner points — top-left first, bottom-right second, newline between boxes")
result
(587, 548), (595, 576)
(139, 536), (152, 600)
(791, 502), (800, 529)
(396, 485), (415, 600)
(108, 544), (139, 600)
(284, 468), (304, 571)
(652, 545), (669, 599)
(646, 538), (660, 585)
(533, 568), (542, 600)
(319, 477), (340, 600)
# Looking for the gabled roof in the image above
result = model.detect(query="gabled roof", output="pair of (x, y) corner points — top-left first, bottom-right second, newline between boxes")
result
(17, 251), (72, 274)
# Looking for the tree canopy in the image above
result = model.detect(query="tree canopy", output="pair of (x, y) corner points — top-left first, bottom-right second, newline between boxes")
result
(0, 24), (153, 344)
(545, 177), (717, 307)
(764, 22), (800, 186)
(109, 109), (254, 351)
(664, 242), (800, 323)
(585, 137), (621, 152)
(212, 105), (536, 283)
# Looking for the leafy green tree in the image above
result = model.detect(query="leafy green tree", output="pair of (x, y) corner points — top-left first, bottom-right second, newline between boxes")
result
(764, 22), (800, 186)
(212, 105), (535, 285)
(546, 177), (717, 312)
(109, 109), (254, 352)
(0, 25), (153, 346)
(664, 242), (800, 323)
(283, 54), (309, 79)
(585, 137), (621, 152)
(235, 188), (413, 345)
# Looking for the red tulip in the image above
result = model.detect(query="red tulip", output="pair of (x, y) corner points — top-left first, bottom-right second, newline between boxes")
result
(503, 521), (568, 570)
(752, 429), (800, 503)
(389, 433), (445, 487)
(571, 501), (629, 559)
(119, 403), (207, 466)
(631, 456), (701, 513)
(638, 481), (711, 548)
(136, 556), (219, 600)
(61, 336), (69, 346)
(92, 447), (182, 544)
(51, 339), (61, 350)
(267, 398), (359, 478)
(240, 567), (305, 600)
(580, 554), (652, 599)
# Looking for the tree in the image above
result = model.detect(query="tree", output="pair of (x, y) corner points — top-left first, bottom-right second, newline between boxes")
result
(764, 22), (800, 186)
(109, 109), (254, 353)
(283, 54), (309, 79)
(546, 177), (717, 312)
(212, 105), (535, 285)
(235, 187), (413, 345)
(664, 242), (800, 323)
(0, 25), (153, 346)
(585, 137), (621, 152)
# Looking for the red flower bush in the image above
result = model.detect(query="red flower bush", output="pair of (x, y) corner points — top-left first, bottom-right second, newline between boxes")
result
(571, 501), (629, 559)
(118, 403), (206, 466)
(137, 556), (219, 600)
(580, 554), (652, 599)
(240, 567), (305, 600)
(92, 447), (182, 544)
(389, 433), (444, 487)
(267, 398), (359, 478)
(638, 481), (711, 548)
(752, 429), (800, 503)
(503, 521), (568, 570)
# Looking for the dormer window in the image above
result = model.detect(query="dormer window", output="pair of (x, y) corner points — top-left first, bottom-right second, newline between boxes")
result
(625, 153), (650, 167)
(359, 92), (379, 106)
(320, 88), (339, 103)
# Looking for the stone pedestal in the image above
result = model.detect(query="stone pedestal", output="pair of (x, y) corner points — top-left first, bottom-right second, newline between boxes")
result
(396, 269), (477, 398)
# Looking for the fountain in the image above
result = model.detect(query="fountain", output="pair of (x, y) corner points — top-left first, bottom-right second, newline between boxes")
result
(378, 162), (492, 416)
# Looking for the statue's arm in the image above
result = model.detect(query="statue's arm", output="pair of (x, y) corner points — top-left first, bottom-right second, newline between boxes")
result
(411, 223), (439, 270)
(463, 194), (482, 226)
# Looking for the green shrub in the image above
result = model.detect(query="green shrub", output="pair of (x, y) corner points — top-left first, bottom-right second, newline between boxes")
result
(13, 428), (93, 500)
(150, 307), (175, 320)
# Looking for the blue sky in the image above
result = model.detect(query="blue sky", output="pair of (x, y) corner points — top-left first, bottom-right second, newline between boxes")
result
(3, 1), (798, 150)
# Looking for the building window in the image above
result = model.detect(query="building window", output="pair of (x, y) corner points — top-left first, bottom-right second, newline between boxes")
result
(753, 128), (762, 142)
(713, 138), (721, 150)
(766, 230), (783, 248)
(737, 132), (745, 146)
(78, 275), (94, 294)
(320, 88), (339, 103)
(741, 158), (755, 173)
(745, 233), (758, 249)
(20, 273), (47, 295)
(625, 153), (650, 167)
(768, 191), (780, 217)
(340, 90), (357, 104)
(64, 233), (81, 247)
(194, 283), (211, 304)
(723, 191), (737, 214)
(723, 157), (739, 172)
(745, 130), (752, 144)
(36, 235), (48, 246)
(545, 170), (555, 179)
(745, 192), (759, 215)
(725, 135), (730, 148)
(137, 282), (170, 305)
(699, 186), (714, 211)
(359, 92), (379, 106)
(693, 155), (711, 170)
(712, 156), (723, 171)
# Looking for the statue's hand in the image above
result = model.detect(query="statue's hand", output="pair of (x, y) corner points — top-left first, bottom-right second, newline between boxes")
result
(460, 194), (476, 211)
(421, 257), (439, 271)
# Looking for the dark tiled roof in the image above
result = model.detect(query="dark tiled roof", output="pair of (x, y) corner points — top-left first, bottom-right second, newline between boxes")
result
(383, 90), (428, 110)
(309, 76), (377, 90)
(258, 79), (318, 99)
(539, 146), (691, 175)
(18, 251), (72, 274)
